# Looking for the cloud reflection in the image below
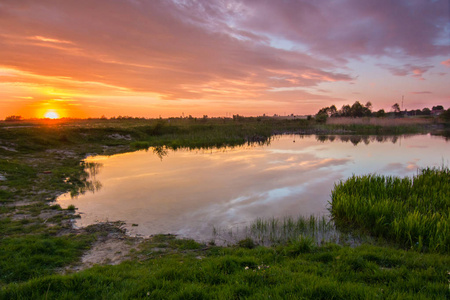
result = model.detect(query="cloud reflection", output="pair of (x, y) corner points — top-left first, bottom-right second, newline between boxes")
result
(57, 134), (449, 240)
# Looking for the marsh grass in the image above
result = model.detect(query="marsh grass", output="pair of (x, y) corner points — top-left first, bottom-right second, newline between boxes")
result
(326, 116), (433, 126)
(331, 167), (450, 253)
(213, 215), (362, 247)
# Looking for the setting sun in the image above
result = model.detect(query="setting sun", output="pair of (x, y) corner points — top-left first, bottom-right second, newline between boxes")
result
(44, 110), (60, 119)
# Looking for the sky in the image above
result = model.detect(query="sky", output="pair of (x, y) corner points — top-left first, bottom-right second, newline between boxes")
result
(0, 0), (449, 119)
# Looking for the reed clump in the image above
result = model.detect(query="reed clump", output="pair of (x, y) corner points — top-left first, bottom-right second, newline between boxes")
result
(331, 167), (450, 253)
(213, 215), (359, 247)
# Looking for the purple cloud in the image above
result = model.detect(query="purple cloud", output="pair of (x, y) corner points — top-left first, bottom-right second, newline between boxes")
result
(410, 91), (432, 95)
(379, 64), (434, 80)
(238, 0), (450, 59)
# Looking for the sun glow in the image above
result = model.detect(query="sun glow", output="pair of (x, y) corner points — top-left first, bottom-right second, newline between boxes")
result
(44, 110), (60, 119)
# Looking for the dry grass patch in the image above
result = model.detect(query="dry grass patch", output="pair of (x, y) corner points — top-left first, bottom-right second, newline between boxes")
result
(326, 117), (433, 126)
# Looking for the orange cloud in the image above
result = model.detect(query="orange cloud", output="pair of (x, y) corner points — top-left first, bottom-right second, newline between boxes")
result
(30, 36), (74, 44)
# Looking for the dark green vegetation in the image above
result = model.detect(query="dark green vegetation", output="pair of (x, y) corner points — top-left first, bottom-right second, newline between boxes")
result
(315, 101), (449, 121)
(331, 167), (450, 253)
(1, 117), (449, 298)
(1, 235), (449, 299)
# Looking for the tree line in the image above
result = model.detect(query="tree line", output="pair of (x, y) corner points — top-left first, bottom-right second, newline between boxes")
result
(315, 101), (448, 122)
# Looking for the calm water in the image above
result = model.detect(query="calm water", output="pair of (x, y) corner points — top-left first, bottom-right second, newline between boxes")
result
(57, 134), (449, 241)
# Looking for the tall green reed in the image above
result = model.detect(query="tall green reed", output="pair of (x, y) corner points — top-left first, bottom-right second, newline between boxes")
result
(330, 167), (450, 253)
(213, 215), (359, 247)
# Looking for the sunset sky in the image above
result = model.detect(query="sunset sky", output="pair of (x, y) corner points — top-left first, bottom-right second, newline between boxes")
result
(1, 0), (449, 119)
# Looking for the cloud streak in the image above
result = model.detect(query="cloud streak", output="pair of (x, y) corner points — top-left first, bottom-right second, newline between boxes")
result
(379, 64), (434, 80)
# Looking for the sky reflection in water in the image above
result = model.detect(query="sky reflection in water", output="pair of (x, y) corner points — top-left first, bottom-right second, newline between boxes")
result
(57, 134), (449, 241)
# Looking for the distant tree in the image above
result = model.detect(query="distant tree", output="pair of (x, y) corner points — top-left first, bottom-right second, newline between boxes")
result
(440, 108), (450, 122)
(315, 108), (329, 123)
(391, 103), (401, 113)
(317, 101), (372, 118)
(315, 113), (328, 123)
(329, 105), (338, 117)
(364, 102), (373, 116)
(422, 108), (431, 115)
(376, 109), (386, 118)
(412, 109), (422, 116)
(432, 105), (444, 111)
(340, 104), (351, 117)
(350, 101), (365, 117)
(317, 107), (329, 116)
(5, 115), (22, 121)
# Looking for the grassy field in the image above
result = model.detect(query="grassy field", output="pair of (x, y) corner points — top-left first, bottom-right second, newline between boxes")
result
(0, 117), (449, 298)
(1, 234), (449, 299)
(326, 116), (435, 126)
(331, 167), (450, 253)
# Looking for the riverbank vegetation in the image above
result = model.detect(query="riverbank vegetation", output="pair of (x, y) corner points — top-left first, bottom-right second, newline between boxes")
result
(331, 167), (450, 253)
(315, 101), (449, 121)
(1, 117), (449, 298)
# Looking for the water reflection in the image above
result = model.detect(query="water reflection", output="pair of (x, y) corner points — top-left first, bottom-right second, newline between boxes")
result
(68, 162), (102, 197)
(152, 146), (169, 160)
(315, 134), (402, 145)
(57, 134), (449, 241)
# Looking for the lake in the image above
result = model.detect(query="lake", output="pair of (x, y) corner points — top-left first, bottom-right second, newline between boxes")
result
(57, 134), (449, 241)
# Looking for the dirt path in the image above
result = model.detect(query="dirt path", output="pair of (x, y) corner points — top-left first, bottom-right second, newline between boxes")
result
(65, 222), (144, 273)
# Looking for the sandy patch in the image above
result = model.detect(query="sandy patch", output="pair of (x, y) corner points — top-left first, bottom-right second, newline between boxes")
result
(65, 222), (143, 272)
(108, 133), (132, 140)
(69, 235), (142, 272)
(0, 145), (17, 152)
(11, 213), (31, 221)
(84, 238), (137, 266)
(45, 149), (77, 158)
(39, 209), (63, 221)
(3, 200), (41, 207)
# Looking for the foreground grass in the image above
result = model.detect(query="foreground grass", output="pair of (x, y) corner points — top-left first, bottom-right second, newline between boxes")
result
(331, 167), (450, 253)
(0, 234), (92, 284)
(1, 235), (449, 299)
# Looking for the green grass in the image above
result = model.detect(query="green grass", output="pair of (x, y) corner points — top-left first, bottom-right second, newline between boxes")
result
(1, 240), (448, 299)
(0, 160), (36, 202)
(331, 167), (450, 253)
(0, 235), (93, 284)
